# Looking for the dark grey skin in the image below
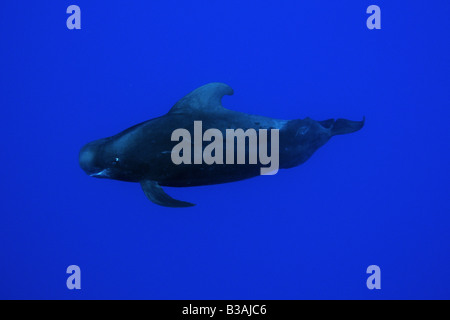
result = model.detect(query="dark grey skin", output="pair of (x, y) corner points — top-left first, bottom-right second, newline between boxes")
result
(79, 83), (364, 207)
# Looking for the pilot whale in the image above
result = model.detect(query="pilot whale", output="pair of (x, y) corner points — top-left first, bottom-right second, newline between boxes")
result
(79, 83), (364, 207)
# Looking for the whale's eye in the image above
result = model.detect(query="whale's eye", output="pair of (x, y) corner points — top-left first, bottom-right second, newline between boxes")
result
(112, 157), (120, 166)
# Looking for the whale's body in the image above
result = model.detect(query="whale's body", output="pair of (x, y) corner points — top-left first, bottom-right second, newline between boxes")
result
(79, 83), (364, 207)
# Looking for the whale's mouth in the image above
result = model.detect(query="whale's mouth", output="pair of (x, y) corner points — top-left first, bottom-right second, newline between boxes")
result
(89, 169), (111, 178)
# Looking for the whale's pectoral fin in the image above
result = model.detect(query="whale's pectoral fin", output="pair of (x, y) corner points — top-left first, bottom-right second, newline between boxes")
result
(140, 180), (195, 208)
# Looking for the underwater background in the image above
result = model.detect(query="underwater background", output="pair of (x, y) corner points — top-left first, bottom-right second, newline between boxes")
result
(0, 1), (449, 299)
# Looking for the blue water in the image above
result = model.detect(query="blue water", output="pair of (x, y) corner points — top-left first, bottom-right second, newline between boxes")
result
(1, 1), (449, 299)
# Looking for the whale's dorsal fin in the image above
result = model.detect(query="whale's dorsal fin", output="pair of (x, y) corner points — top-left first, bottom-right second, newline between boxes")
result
(168, 82), (234, 115)
(140, 180), (195, 208)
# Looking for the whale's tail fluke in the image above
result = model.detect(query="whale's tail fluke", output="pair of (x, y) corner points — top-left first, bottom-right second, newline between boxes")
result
(327, 117), (365, 136)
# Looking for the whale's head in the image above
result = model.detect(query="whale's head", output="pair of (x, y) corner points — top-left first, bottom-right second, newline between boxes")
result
(79, 138), (114, 179)
(79, 137), (139, 182)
